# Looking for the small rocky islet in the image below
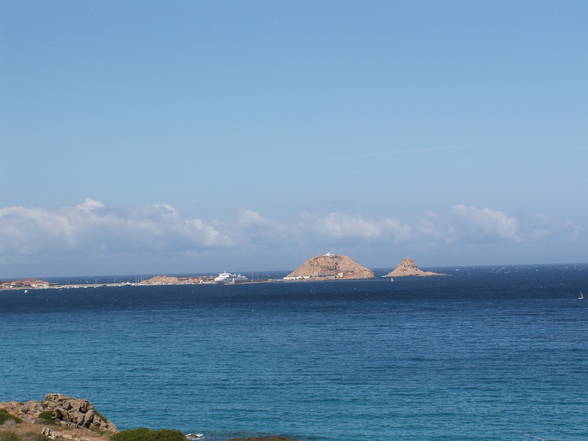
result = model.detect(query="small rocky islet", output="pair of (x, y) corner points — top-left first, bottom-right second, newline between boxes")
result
(285, 252), (375, 280)
(0, 394), (297, 441)
(286, 253), (445, 280)
(384, 257), (446, 277)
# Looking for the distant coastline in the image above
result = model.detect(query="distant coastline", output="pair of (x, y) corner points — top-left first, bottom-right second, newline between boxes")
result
(0, 254), (447, 293)
(0, 257), (446, 294)
(0, 252), (445, 293)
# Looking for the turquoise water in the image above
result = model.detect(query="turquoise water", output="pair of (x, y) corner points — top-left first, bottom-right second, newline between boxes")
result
(1, 265), (587, 441)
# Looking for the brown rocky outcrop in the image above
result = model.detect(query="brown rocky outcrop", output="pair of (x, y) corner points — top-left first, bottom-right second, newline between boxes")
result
(385, 258), (445, 277)
(0, 393), (117, 433)
(0, 279), (49, 290)
(286, 253), (375, 280)
(139, 275), (182, 285)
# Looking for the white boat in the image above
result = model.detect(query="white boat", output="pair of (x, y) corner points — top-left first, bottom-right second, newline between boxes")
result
(213, 272), (249, 283)
(579, 291), (585, 300)
(23, 289), (28, 294)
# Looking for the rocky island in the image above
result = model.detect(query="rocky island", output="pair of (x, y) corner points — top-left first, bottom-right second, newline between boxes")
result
(285, 253), (375, 280)
(0, 394), (298, 441)
(385, 258), (446, 277)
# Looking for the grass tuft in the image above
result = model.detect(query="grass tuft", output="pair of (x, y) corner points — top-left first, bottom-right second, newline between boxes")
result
(0, 411), (22, 425)
(36, 412), (55, 426)
(111, 428), (186, 441)
(0, 431), (22, 441)
(22, 434), (49, 441)
(93, 408), (108, 423)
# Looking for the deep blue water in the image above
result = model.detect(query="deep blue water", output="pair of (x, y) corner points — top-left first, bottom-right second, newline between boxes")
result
(1, 265), (587, 441)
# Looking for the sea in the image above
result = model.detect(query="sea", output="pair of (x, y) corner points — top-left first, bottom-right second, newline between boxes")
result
(0, 264), (587, 441)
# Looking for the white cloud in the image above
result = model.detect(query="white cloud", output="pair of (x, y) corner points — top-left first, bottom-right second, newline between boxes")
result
(0, 206), (75, 254)
(1, 200), (580, 265)
(0, 199), (231, 258)
(416, 211), (457, 243)
(234, 209), (301, 246)
(153, 203), (178, 217)
(451, 204), (521, 242)
(232, 210), (413, 246)
(526, 214), (583, 241)
(564, 220), (582, 239)
(305, 213), (412, 242)
(75, 198), (105, 211)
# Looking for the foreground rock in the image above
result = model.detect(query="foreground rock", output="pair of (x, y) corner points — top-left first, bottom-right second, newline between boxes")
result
(0, 393), (117, 436)
(385, 258), (445, 277)
(1, 394), (300, 441)
(286, 253), (375, 280)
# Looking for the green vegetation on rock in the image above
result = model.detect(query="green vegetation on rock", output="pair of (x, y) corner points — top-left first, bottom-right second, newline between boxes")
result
(0, 432), (50, 441)
(0, 410), (22, 425)
(0, 432), (21, 441)
(22, 434), (49, 441)
(37, 411), (56, 426)
(93, 408), (109, 423)
(111, 428), (186, 441)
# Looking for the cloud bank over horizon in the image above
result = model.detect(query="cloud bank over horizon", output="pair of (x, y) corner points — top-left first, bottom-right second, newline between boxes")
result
(0, 198), (582, 277)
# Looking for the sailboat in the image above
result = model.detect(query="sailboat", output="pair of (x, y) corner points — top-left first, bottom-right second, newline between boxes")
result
(578, 291), (584, 300)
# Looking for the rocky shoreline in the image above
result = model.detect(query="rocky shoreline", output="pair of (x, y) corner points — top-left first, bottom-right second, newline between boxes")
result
(0, 394), (297, 441)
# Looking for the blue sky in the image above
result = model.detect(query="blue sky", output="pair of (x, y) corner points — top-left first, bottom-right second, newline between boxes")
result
(1, 1), (587, 277)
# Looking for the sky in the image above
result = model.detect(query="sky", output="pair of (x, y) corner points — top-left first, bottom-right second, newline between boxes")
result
(1, 1), (587, 278)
